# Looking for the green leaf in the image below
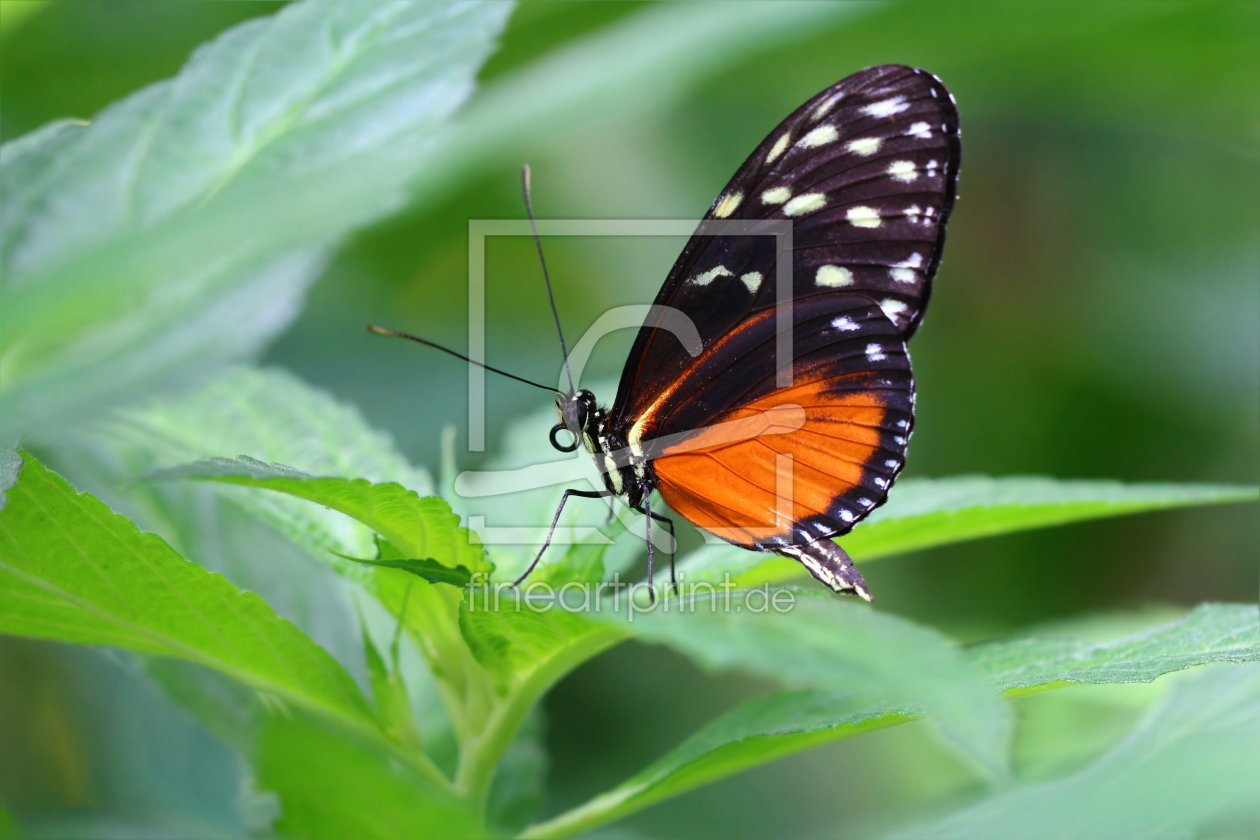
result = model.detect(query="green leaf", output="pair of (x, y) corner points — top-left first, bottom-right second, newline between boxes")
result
(149, 455), (488, 577)
(257, 711), (479, 840)
(0, 0), (513, 440)
(98, 364), (433, 564)
(524, 603), (1259, 839)
(522, 691), (907, 839)
(676, 477), (1259, 586)
(350, 555), (476, 588)
(593, 591), (1014, 783)
(976, 602), (1260, 692)
(0, 452), (373, 735)
(882, 663), (1260, 840)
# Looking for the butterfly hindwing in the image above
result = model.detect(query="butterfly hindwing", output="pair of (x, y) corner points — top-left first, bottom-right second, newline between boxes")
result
(640, 294), (913, 548)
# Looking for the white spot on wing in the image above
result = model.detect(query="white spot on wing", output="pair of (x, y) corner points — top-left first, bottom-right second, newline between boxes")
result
(906, 121), (931, 138)
(887, 160), (918, 182)
(690, 265), (733, 286)
(874, 477), (890, 489)
(865, 343), (886, 361)
(761, 186), (791, 205)
(713, 191), (743, 218)
(798, 125), (839, 148)
(880, 299), (909, 322)
(783, 192), (826, 216)
(815, 264), (853, 287)
(890, 267), (917, 284)
(741, 272), (763, 293)
(893, 252), (924, 269)
(846, 206), (881, 228)
(862, 97), (908, 117)
(846, 136), (882, 156)
(831, 315), (860, 331)
(838, 509), (856, 523)
(884, 459), (899, 468)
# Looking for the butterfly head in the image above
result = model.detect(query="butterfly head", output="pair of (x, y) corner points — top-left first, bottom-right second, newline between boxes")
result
(550, 389), (598, 453)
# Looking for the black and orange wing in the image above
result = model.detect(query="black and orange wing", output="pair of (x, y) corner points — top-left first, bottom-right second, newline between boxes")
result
(610, 64), (959, 432)
(640, 294), (912, 547)
(608, 65), (960, 596)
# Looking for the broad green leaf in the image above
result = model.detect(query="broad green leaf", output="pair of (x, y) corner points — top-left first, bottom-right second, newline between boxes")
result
(100, 365), (433, 563)
(674, 477), (1259, 586)
(0, 0), (513, 440)
(149, 455), (487, 577)
(109, 366), (434, 494)
(882, 663), (1260, 840)
(593, 590), (1013, 783)
(257, 711), (478, 840)
(524, 603), (1259, 839)
(976, 602), (1260, 692)
(521, 692), (907, 840)
(0, 453), (373, 735)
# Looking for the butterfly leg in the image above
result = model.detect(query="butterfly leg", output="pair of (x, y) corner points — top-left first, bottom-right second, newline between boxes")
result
(631, 497), (677, 598)
(513, 488), (614, 587)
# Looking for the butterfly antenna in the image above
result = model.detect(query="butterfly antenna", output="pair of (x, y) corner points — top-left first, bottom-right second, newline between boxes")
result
(367, 325), (556, 393)
(522, 164), (576, 394)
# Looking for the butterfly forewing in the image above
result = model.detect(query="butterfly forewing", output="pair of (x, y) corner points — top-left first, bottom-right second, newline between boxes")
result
(608, 64), (959, 554)
(611, 65), (958, 431)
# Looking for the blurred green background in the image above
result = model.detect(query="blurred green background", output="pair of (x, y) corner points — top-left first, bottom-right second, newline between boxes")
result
(1, 1), (1256, 837)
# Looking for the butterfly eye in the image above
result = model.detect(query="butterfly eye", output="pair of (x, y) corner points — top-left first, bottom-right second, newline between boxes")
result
(549, 422), (580, 453)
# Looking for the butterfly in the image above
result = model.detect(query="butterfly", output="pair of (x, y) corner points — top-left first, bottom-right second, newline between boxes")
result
(375, 64), (960, 601)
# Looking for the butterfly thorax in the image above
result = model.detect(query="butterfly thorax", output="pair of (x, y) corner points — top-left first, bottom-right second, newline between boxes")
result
(552, 389), (652, 508)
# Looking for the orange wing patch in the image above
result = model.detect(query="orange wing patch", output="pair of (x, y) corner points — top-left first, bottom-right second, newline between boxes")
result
(652, 378), (888, 546)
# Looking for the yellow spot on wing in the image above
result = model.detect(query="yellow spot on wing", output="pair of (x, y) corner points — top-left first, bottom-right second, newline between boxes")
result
(815, 265), (854, 287)
(887, 160), (918, 182)
(845, 137), (882, 156)
(783, 192), (826, 216)
(846, 206), (881, 228)
(811, 96), (840, 121)
(765, 132), (790, 163)
(713, 191), (743, 218)
(798, 125), (839, 149)
(761, 186), (791, 205)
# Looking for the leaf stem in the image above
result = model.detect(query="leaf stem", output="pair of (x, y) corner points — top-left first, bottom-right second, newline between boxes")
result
(455, 625), (624, 809)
